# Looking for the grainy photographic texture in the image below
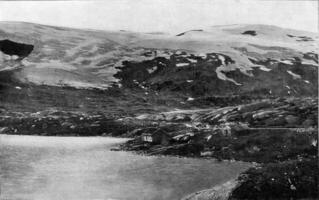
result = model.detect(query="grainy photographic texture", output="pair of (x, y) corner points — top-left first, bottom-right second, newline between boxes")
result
(0, 0), (318, 199)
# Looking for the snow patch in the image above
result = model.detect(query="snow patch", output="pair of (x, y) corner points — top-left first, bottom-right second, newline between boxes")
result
(280, 60), (294, 65)
(147, 66), (157, 74)
(34, 60), (77, 71)
(301, 59), (318, 66)
(176, 63), (189, 67)
(3, 54), (12, 60)
(187, 58), (197, 63)
(136, 114), (149, 120)
(11, 55), (19, 60)
(216, 66), (242, 86)
(287, 70), (301, 79)
(217, 55), (226, 65)
(197, 53), (207, 59)
(257, 65), (272, 72)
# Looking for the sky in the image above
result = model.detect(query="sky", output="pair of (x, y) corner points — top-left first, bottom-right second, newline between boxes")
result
(0, 0), (317, 34)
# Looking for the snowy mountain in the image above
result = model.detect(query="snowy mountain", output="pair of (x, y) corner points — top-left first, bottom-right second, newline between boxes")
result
(1, 22), (317, 200)
(0, 22), (317, 101)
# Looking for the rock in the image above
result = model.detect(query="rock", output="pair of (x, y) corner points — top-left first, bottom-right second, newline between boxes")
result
(173, 114), (191, 122)
(241, 114), (253, 124)
(90, 123), (100, 127)
(252, 111), (271, 119)
(11, 55), (19, 60)
(200, 151), (214, 157)
(285, 115), (300, 125)
(238, 101), (271, 113)
(264, 117), (286, 126)
(182, 180), (238, 200)
(0, 127), (9, 133)
(153, 114), (166, 121)
(136, 114), (151, 120)
(226, 113), (241, 121)
(176, 135), (191, 142)
(42, 123), (48, 129)
(173, 132), (194, 142)
(61, 122), (73, 127)
(302, 119), (315, 127)
(0, 39), (34, 59)
(247, 145), (261, 154)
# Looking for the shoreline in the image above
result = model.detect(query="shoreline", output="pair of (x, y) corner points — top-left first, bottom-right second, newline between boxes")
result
(0, 97), (317, 199)
(1, 134), (251, 200)
(182, 179), (239, 200)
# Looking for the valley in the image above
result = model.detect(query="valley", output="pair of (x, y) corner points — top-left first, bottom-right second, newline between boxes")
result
(0, 22), (318, 199)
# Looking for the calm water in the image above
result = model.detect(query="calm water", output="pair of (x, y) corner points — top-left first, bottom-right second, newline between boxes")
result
(0, 135), (250, 200)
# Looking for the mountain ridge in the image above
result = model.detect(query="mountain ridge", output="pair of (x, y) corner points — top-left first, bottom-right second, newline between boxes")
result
(0, 21), (317, 99)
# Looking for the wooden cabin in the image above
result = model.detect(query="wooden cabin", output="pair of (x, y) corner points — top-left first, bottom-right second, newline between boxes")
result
(141, 129), (171, 146)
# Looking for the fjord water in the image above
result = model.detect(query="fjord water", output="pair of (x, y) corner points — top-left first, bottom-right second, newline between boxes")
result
(0, 135), (250, 200)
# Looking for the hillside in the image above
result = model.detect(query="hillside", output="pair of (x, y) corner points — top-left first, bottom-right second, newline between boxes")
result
(0, 22), (317, 101)
(0, 22), (318, 199)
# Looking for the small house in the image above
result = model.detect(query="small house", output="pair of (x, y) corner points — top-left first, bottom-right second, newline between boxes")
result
(141, 129), (171, 146)
(141, 133), (153, 142)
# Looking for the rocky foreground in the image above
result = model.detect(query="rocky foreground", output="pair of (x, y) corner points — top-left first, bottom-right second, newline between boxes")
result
(0, 97), (317, 199)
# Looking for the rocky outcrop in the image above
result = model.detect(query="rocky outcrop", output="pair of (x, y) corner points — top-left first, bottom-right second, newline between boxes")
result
(230, 158), (318, 199)
(0, 39), (33, 60)
(121, 98), (317, 162)
(135, 98), (318, 129)
(182, 180), (238, 200)
(118, 97), (318, 200)
(242, 30), (257, 36)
